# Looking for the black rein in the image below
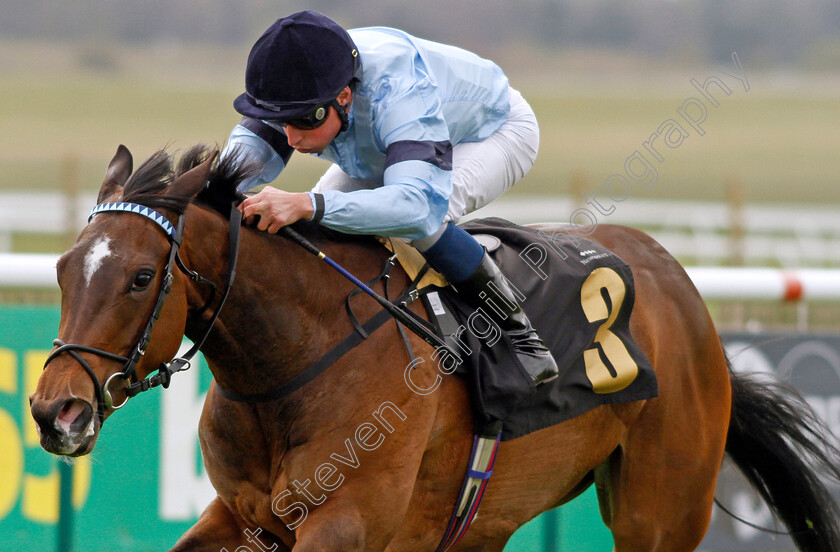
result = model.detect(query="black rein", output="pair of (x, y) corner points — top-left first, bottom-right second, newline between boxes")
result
(43, 203), (242, 427)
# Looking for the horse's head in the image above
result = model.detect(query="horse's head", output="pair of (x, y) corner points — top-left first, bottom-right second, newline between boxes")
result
(29, 145), (217, 456)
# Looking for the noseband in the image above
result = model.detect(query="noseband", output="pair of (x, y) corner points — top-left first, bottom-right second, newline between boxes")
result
(44, 201), (241, 427)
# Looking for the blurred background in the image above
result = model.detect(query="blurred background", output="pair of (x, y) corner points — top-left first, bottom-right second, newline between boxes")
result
(1, 1), (839, 551)
(3, 0), (840, 312)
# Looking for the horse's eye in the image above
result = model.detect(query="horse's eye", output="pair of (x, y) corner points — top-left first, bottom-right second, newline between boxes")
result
(132, 270), (155, 291)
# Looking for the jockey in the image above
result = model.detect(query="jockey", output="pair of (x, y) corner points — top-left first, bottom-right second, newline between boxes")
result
(223, 11), (558, 385)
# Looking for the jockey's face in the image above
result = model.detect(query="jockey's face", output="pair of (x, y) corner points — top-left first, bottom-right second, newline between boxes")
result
(283, 87), (352, 155)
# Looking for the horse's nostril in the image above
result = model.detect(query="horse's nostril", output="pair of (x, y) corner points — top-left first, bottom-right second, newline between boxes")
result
(31, 400), (58, 434)
(56, 400), (93, 436)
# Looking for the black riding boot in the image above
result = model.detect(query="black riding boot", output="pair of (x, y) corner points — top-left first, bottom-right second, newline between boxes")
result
(455, 253), (559, 385)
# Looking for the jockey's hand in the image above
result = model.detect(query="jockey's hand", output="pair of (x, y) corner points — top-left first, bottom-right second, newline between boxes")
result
(238, 187), (314, 234)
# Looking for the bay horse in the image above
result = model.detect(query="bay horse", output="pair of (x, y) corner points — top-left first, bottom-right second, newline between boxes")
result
(30, 144), (840, 552)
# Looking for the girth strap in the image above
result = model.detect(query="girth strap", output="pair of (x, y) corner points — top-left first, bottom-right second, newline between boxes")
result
(435, 427), (502, 552)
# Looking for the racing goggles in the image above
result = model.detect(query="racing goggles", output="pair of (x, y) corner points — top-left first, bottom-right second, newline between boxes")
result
(282, 100), (339, 130)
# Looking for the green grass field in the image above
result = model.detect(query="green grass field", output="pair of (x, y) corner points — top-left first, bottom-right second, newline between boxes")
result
(2, 40), (838, 203)
(5, 90), (837, 202)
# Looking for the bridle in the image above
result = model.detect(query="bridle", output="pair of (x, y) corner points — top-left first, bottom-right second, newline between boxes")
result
(43, 196), (454, 427)
(43, 201), (242, 427)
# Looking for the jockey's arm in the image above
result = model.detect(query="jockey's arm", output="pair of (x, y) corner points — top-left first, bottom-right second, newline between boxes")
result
(220, 118), (293, 192)
(314, 156), (451, 240)
(310, 85), (456, 240)
(223, 84), (455, 242)
(224, 128), (451, 241)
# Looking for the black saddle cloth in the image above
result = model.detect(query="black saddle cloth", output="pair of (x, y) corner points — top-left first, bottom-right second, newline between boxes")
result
(428, 218), (658, 440)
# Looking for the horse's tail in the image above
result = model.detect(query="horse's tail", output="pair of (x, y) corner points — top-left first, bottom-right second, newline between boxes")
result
(725, 361), (840, 552)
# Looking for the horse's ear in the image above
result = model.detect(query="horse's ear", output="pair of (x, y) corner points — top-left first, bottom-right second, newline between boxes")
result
(168, 150), (218, 200)
(98, 145), (133, 203)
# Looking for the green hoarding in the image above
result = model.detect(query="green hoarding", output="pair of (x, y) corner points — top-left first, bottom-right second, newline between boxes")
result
(0, 306), (211, 551)
(0, 305), (612, 551)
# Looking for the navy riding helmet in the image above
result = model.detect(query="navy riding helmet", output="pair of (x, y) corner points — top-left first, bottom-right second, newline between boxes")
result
(233, 11), (360, 130)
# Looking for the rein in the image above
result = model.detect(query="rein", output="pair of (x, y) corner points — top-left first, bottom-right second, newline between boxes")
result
(215, 253), (418, 403)
(217, 229), (462, 405)
(43, 201), (242, 427)
(46, 196), (489, 551)
(44, 197), (454, 421)
(279, 226), (458, 357)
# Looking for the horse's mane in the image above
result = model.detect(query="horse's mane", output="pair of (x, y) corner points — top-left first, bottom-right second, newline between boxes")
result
(116, 144), (250, 216)
(122, 143), (375, 247)
(122, 149), (183, 213)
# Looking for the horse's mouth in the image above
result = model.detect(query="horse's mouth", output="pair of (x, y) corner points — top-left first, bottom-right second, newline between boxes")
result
(36, 400), (100, 457)
(40, 431), (97, 457)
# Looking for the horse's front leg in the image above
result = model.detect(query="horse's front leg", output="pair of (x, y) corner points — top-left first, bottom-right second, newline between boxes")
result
(290, 504), (364, 551)
(170, 496), (290, 552)
(281, 456), (428, 552)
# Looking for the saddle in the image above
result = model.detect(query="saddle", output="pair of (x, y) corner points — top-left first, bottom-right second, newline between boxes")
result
(383, 217), (658, 441)
(378, 218), (660, 551)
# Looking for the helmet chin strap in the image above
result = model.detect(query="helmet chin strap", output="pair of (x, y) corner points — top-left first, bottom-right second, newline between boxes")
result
(332, 98), (350, 132)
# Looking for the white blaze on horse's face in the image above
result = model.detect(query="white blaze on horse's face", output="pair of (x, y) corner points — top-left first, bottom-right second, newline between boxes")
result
(83, 236), (113, 287)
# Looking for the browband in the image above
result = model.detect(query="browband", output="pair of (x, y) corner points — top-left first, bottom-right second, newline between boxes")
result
(89, 202), (177, 241)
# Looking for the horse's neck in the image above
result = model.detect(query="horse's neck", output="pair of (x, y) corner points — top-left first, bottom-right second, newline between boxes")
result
(182, 207), (392, 395)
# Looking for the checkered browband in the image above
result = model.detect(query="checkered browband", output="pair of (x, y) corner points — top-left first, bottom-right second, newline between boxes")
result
(88, 202), (177, 240)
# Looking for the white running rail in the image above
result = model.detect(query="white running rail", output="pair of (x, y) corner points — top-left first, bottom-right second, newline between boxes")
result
(3, 193), (840, 267)
(2, 253), (839, 302)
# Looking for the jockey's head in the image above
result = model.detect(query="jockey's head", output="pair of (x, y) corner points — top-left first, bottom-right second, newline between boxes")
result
(234, 10), (359, 141)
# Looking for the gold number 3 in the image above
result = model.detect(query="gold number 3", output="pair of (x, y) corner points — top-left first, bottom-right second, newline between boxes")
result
(580, 267), (638, 394)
